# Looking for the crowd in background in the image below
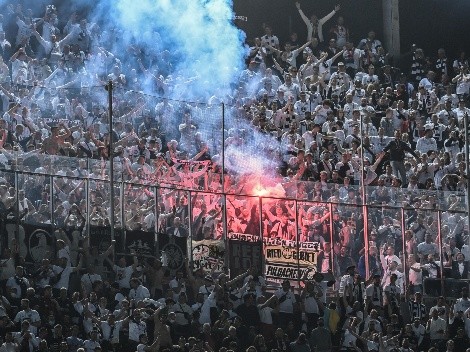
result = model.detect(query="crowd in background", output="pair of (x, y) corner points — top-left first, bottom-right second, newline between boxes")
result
(0, 1), (469, 352)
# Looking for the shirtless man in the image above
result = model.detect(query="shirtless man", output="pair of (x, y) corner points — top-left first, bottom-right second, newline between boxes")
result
(41, 122), (71, 155)
(153, 306), (172, 349)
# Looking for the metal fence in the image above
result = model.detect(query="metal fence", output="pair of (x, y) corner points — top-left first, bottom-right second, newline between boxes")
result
(0, 166), (467, 296)
(0, 85), (468, 296)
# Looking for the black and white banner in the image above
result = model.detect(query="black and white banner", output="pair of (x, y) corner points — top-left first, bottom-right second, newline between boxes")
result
(158, 233), (187, 271)
(191, 240), (225, 273)
(265, 264), (317, 281)
(228, 240), (262, 277)
(89, 226), (123, 253)
(227, 232), (260, 242)
(23, 223), (54, 263)
(126, 230), (155, 256)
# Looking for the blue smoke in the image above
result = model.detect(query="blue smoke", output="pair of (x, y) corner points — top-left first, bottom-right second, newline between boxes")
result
(3, 0), (282, 177)
(90, 0), (247, 101)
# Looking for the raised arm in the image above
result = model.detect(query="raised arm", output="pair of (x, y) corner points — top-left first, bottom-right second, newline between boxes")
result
(225, 269), (250, 288)
(189, 145), (210, 161)
(295, 2), (312, 30)
(265, 43), (282, 56)
(32, 29), (51, 52)
(262, 204), (278, 223)
(296, 41), (312, 55)
(184, 257), (197, 286)
(319, 5), (340, 26)
(0, 85), (17, 102)
(259, 293), (277, 310)
(370, 151), (385, 172)
(103, 239), (116, 257)
(72, 254), (84, 273)
(272, 57), (285, 75)
(130, 249), (139, 269)
(331, 49), (346, 63)
(312, 52), (329, 68)
(346, 326), (368, 345)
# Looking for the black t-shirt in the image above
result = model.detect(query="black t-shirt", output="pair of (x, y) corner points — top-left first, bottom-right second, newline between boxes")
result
(235, 303), (260, 327)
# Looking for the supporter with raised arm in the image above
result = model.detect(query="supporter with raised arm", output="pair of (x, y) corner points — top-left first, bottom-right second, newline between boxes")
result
(266, 40), (314, 70)
(50, 254), (83, 296)
(112, 250), (138, 293)
(295, 2), (340, 42)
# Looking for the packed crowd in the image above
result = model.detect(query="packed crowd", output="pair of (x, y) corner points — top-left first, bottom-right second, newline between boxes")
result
(0, 1), (469, 352)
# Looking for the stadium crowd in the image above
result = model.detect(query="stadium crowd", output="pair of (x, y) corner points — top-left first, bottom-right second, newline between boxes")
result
(0, 1), (469, 352)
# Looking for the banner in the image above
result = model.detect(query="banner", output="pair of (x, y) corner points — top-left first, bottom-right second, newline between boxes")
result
(89, 226), (123, 253)
(21, 223), (53, 263)
(227, 232), (260, 242)
(43, 118), (82, 127)
(126, 230), (155, 256)
(263, 238), (320, 250)
(158, 232), (187, 271)
(228, 240), (262, 277)
(263, 238), (320, 282)
(265, 264), (316, 281)
(191, 240), (225, 273)
(264, 245), (317, 266)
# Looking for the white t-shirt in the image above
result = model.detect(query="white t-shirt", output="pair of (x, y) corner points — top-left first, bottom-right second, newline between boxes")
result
(362, 74), (379, 86)
(341, 329), (357, 348)
(6, 276), (29, 298)
(128, 320), (147, 342)
(428, 317), (446, 340)
(455, 75), (470, 95)
(58, 245), (71, 266)
(12, 330), (39, 352)
(411, 323), (426, 345)
(169, 278), (187, 301)
(83, 340), (101, 352)
(454, 297), (470, 314)
(408, 263), (423, 286)
(422, 261), (441, 279)
(304, 294), (319, 314)
(113, 265), (134, 289)
(129, 285), (151, 303)
(339, 274), (353, 295)
(198, 285), (214, 299)
(14, 309), (41, 335)
(170, 303), (193, 326)
(51, 265), (74, 290)
(81, 273), (102, 294)
(100, 320), (123, 343)
(199, 292), (217, 324)
(258, 304), (274, 324)
(274, 289), (296, 314)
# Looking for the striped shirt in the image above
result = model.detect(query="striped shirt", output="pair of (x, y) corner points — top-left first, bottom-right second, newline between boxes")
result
(408, 300), (427, 320)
